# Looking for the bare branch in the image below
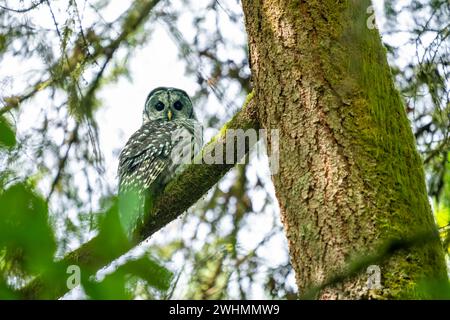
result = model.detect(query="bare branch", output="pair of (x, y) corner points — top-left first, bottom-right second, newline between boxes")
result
(0, 0), (162, 117)
(0, 0), (46, 13)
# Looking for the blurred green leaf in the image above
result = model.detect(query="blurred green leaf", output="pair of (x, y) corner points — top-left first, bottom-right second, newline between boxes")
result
(0, 116), (16, 148)
(83, 255), (172, 299)
(119, 256), (173, 292)
(93, 200), (130, 260)
(118, 190), (144, 238)
(0, 276), (18, 300)
(416, 279), (450, 300)
(83, 272), (132, 300)
(0, 184), (56, 275)
(80, 198), (171, 299)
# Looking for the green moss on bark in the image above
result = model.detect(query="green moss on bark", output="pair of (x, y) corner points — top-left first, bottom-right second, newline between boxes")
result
(242, 0), (447, 299)
(325, 0), (447, 298)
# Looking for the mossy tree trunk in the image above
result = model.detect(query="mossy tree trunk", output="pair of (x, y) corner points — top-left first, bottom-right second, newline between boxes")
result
(241, 0), (447, 299)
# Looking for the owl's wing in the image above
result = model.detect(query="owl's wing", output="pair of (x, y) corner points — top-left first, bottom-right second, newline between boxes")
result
(118, 122), (172, 193)
(118, 122), (174, 237)
(162, 120), (202, 185)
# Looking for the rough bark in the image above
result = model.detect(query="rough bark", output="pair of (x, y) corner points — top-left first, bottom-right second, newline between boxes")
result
(241, 0), (447, 299)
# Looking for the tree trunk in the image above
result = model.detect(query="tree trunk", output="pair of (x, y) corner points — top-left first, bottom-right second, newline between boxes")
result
(241, 0), (447, 299)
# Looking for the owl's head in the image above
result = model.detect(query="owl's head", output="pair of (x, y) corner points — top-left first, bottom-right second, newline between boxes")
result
(143, 87), (195, 123)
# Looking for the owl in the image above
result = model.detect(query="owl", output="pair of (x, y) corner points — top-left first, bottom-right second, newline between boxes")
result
(118, 87), (202, 237)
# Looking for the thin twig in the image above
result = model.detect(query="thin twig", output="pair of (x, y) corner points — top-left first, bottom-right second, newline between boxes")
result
(0, 0), (46, 13)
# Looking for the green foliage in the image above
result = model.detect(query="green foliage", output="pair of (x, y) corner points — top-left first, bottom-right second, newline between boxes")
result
(0, 182), (172, 299)
(118, 190), (146, 240)
(0, 184), (56, 275)
(0, 273), (18, 300)
(83, 271), (134, 300)
(0, 116), (15, 148)
(0, 34), (6, 53)
(186, 241), (230, 300)
(83, 256), (172, 299)
(436, 154), (450, 253)
(416, 279), (450, 299)
(80, 199), (173, 299)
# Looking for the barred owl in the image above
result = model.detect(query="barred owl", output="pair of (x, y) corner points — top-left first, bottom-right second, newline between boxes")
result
(118, 87), (202, 236)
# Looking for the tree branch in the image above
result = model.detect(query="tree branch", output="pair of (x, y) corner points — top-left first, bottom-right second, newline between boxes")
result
(19, 93), (258, 299)
(0, 0), (46, 13)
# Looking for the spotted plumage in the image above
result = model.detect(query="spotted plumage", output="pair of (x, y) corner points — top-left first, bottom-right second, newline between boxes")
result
(118, 87), (202, 236)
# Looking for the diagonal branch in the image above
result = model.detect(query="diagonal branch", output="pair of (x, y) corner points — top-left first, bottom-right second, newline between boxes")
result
(19, 93), (259, 299)
(0, 0), (46, 13)
(0, 0), (161, 116)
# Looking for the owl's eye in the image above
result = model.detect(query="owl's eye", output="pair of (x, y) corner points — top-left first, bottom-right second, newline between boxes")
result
(155, 101), (165, 111)
(173, 101), (183, 111)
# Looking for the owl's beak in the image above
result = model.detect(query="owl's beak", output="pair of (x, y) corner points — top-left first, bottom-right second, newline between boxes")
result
(167, 110), (173, 121)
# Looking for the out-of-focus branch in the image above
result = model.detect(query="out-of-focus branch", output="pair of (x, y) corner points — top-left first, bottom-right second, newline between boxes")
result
(0, 0), (161, 117)
(46, 123), (80, 202)
(0, 0), (46, 13)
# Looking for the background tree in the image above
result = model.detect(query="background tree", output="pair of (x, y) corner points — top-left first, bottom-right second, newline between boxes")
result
(0, 0), (449, 299)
